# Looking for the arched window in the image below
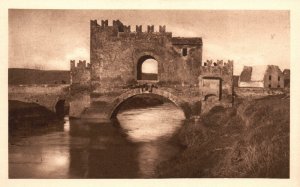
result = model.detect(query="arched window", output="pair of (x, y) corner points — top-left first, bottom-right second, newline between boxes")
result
(137, 55), (158, 81)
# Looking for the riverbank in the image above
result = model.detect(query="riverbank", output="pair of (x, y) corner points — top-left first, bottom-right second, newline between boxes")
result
(156, 94), (290, 178)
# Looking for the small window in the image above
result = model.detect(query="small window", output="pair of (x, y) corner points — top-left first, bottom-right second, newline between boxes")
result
(278, 76), (280, 81)
(213, 63), (217, 66)
(269, 84), (271, 88)
(269, 75), (272, 80)
(204, 62), (207, 66)
(118, 26), (124, 32)
(182, 48), (187, 56)
(277, 84), (280, 88)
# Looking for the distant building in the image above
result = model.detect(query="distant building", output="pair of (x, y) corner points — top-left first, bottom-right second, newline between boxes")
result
(283, 69), (290, 88)
(238, 65), (284, 88)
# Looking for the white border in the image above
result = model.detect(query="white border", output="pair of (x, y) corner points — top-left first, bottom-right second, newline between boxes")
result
(1, 1), (299, 187)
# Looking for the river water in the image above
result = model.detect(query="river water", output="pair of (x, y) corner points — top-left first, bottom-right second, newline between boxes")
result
(9, 103), (186, 178)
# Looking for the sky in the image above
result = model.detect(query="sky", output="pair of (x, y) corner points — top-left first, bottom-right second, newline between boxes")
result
(142, 59), (158, 73)
(9, 10), (290, 75)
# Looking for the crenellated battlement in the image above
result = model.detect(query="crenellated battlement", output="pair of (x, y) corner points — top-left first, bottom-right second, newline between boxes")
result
(70, 60), (90, 70)
(70, 60), (91, 85)
(91, 19), (169, 34)
(199, 59), (233, 80)
(202, 60), (233, 67)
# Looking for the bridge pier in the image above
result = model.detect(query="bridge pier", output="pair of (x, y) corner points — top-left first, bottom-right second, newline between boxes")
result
(69, 92), (91, 118)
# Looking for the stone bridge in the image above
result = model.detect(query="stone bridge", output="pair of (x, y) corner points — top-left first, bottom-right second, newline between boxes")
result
(8, 19), (234, 122)
(9, 84), (70, 115)
(75, 85), (201, 121)
(67, 19), (234, 122)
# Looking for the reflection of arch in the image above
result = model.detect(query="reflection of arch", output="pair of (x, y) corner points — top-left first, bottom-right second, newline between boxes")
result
(137, 55), (158, 81)
(109, 88), (191, 119)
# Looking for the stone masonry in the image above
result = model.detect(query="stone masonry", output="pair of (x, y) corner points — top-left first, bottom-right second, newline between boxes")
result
(69, 19), (234, 122)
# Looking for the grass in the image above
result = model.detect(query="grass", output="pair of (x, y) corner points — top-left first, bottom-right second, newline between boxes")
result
(155, 94), (290, 178)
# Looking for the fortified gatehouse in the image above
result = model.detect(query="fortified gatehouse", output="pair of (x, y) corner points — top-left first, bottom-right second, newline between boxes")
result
(69, 20), (233, 122)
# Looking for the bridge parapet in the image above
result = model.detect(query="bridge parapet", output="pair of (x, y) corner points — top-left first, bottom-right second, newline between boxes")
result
(8, 84), (70, 113)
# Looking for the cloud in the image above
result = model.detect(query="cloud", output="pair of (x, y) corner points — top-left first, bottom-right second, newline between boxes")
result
(44, 47), (89, 70)
(65, 47), (89, 62)
(203, 43), (270, 75)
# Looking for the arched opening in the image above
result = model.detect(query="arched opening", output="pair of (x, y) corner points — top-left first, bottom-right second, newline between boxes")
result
(110, 94), (186, 143)
(137, 55), (158, 81)
(55, 99), (66, 118)
(110, 92), (190, 119)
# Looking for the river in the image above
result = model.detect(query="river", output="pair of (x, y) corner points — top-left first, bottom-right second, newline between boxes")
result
(9, 103), (186, 178)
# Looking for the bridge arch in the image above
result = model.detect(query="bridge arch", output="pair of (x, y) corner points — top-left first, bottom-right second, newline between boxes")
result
(53, 95), (70, 117)
(55, 99), (65, 118)
(109, 88), (191, 119)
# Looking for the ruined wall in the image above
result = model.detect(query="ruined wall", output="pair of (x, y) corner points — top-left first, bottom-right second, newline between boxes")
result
(235, 87), (285, 99)
(264, 65), (284, 88)
(283, 69), (290, 88)
(199, 60), (233, 101)
(90, 20), (202, 95)
(198, 60), (234, 114)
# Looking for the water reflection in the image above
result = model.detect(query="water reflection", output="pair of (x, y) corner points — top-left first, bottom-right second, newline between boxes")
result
(117, 103), (185, 177)
(63, 116), (70, 132)
(9, 103), (185, 178)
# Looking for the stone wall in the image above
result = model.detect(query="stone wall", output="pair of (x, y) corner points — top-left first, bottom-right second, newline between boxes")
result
(68, 19), (235, 119)
(264, 65), (284, 88)
(198, 60), (234, 114)
(238, 65), (285, 88)
(234, 87), (285, 99)
(283, 69), (290, 88)
(90, 19), (202, 95)
(70, 60), (91, 85)
(199, 60), (233, 102)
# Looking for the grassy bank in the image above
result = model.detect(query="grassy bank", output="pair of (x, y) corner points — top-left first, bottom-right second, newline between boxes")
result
(156, 95), (290, 178)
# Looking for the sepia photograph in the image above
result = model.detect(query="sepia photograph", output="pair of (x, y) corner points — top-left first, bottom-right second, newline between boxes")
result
(1, 1), (300, 186)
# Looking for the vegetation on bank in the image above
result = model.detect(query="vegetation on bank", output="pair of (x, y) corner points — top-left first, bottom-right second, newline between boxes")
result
(156, 95), (290, 178)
